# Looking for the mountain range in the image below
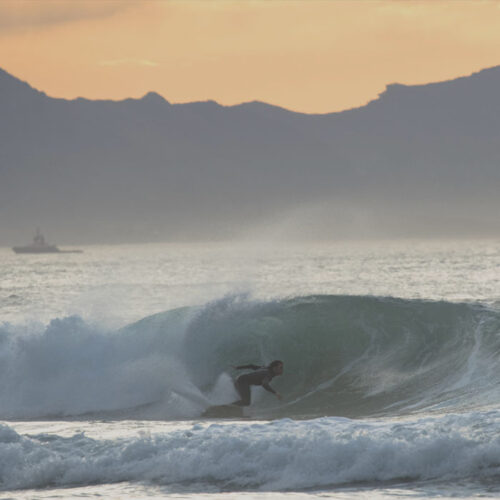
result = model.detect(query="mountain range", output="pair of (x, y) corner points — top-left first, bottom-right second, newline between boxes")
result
(1, 66), (499, 244)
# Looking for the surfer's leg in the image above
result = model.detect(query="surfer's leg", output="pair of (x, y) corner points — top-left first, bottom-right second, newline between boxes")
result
(232, 378), (251, 406)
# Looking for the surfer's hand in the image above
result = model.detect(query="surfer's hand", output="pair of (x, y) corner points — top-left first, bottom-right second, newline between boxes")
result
(275, 393), (282, 400)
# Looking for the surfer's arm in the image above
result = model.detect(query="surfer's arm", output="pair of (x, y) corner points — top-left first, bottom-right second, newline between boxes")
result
(234, 364), (261, 370)
(262, 377), (282, 399)
(261, 381), (276, 394)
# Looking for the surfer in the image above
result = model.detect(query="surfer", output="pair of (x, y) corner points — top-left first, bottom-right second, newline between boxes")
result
(231, 360), (284, 406)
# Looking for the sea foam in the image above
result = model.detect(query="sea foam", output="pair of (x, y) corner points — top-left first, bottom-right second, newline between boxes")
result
(2, 412), (500, 491)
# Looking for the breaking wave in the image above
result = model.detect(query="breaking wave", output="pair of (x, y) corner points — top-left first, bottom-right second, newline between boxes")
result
(3, 412), (500, 491)
(1, 294), (500, 420)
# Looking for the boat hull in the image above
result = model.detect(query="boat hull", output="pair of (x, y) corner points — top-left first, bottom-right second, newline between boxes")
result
(12, 246), (61, 254)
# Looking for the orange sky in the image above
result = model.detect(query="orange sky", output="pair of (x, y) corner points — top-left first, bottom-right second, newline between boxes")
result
(1, 0), (500, 113)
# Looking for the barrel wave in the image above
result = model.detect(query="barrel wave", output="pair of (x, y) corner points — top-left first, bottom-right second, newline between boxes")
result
(1, 295), (499, 420)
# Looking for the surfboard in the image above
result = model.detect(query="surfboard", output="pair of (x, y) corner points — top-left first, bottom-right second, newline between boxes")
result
(201, 404), (244, 418)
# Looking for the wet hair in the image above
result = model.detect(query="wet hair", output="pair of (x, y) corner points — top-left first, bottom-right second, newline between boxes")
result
(268, 360), (283, 369)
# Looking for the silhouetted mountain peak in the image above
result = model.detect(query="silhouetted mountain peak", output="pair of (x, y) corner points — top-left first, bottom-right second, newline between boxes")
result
(0, 67), (46, 101)
(232, 100), (297, 116)
(141, 91), (170, 105)
(377, 65), (500, 101)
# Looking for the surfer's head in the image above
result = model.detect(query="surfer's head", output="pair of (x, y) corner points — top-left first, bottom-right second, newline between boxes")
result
(269, 360), (284, 376)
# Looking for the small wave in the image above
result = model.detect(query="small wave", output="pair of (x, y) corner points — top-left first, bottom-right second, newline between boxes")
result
(2, 412), (500, 491)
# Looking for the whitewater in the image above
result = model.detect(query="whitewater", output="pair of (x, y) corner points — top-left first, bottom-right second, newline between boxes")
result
(1, 240), (500, 499)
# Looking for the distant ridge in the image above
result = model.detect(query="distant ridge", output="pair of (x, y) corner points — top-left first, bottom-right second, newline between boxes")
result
(1, 65), (500, 244)
(3, 65), (499, 113)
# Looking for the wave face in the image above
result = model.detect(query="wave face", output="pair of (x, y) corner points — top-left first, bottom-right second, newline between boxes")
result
(1, 295), (500, 419)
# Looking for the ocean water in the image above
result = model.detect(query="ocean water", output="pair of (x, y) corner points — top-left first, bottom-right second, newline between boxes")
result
(1, 240), (500, 499)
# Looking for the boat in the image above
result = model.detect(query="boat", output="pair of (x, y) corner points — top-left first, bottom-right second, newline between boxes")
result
(12, 229), (83, 254)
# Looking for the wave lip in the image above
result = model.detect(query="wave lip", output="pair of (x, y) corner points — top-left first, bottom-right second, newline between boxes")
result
(2, 412), (500, 492)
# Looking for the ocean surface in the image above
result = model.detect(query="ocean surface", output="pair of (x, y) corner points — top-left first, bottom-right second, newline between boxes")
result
(1, 240), (500, 499)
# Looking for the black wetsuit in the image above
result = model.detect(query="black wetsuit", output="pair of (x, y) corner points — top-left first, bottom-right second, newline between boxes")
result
(232, 364), (277, 406)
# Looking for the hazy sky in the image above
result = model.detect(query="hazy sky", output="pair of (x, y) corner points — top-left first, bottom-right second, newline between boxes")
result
(1, 0), (500, 113)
